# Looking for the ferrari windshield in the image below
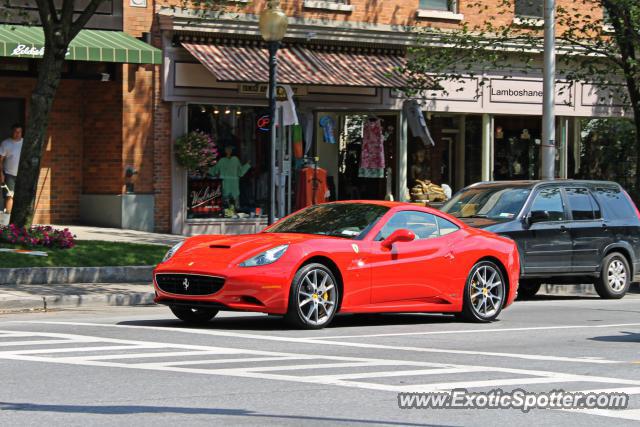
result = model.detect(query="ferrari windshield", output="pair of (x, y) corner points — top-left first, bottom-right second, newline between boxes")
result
(442, 186), (531, 220)
(266, 203), (389, 239)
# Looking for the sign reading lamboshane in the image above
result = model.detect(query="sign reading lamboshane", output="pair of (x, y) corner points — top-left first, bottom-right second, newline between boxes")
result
(490, 78), (573, 105)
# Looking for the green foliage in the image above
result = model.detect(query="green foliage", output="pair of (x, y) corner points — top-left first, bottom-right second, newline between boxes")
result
(174, 131), (219, 175)
(403, 0), (639, 105)
(577, 118), (637, 188)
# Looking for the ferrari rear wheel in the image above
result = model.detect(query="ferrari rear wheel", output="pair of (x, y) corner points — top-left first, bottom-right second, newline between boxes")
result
(170, 306), (219, 325)
(286, 263), (339, 329)
(460, 261), (506, 323)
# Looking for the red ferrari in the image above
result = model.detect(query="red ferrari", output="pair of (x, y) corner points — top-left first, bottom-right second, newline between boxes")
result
(154, 201), (520, 329)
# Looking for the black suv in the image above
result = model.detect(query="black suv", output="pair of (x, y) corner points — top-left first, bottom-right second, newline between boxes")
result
(441, 180), (640, 299)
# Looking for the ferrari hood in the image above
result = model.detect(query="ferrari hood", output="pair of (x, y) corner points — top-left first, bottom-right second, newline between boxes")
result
(170, 233), (318, 266)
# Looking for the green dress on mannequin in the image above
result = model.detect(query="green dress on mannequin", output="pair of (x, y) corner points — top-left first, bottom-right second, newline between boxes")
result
(209, 146), (251, 203)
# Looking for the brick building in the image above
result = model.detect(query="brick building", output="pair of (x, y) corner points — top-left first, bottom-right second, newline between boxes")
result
(1, 1), (626, 234)
(0, 0), (161, 230)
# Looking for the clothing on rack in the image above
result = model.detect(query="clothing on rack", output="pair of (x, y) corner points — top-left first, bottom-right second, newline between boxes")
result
(295, 166), (328, 210)
(274, 84), (299, 126)
(319, 115), (337, 144)
(403, 99), (435, 147)
(358, 118), (385, 178)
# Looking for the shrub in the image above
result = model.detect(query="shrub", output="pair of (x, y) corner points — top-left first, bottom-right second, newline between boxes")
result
(0, 225), (76, 249)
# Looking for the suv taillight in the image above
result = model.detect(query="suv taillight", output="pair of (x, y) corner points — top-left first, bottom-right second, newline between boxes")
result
(622, 190), (640, 219)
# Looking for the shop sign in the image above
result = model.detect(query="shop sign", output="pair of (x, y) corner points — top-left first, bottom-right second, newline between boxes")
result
(490, 78), (572, 105)
(257, 115), (271, 132)
(188, 177), (223, 218)
(239, 83), (307, 98)
(11, 44), (70, 57)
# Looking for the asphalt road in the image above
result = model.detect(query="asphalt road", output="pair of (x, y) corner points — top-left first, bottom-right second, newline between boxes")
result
(1, 292), (640, 426)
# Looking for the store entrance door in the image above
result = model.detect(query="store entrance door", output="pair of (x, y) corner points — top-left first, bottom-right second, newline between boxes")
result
(0, 98), (25, 139)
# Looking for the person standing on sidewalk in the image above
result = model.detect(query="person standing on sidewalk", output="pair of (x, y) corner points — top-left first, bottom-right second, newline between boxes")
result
(0, 123), (24, 214)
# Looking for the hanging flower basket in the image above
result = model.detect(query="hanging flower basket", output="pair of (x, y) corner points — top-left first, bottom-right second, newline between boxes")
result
(174, 131), (219, 175)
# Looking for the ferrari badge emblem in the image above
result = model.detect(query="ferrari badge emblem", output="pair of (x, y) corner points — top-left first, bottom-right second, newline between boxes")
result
(352, 244), (359, 253)
(183, 278), (190, 290)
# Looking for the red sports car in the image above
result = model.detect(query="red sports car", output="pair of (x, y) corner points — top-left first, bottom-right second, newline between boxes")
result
(154, 201), (520, 329)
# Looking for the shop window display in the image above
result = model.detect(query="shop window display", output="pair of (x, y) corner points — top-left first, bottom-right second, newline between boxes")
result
(186, 105), (269, 220)
(316, 113), (397, 202)
(493, 117), (541, 181)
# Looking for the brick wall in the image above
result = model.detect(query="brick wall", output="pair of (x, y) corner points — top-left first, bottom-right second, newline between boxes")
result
(0, 76), (122, 224)
(82, 80), (123, 195)
(163, 0), (603, 30)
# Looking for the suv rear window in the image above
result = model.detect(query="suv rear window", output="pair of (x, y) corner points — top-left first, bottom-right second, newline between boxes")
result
(593, 186), (637, 220)
(566, 188), (601, 220)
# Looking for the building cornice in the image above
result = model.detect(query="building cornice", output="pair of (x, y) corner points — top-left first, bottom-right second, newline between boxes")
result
(157, 8), (607, 58)
(158, 8), (417, 48)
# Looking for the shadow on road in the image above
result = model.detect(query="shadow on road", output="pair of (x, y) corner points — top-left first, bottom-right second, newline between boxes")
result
(0, 402), (449, 426)
(118, 312), (460, 331)
(589, 331), (640, 343)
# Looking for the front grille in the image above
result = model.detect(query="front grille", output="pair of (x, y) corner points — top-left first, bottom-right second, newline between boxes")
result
(155, 273), (225, 296)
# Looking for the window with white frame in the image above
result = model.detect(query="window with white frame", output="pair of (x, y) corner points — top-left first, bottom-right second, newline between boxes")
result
(419, 0), (456, 12)
(515, 0), (543, 18)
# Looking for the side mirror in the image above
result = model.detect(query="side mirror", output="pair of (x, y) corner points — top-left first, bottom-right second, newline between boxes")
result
(381, 229), (416, 250)
(527, 210), (550, 225)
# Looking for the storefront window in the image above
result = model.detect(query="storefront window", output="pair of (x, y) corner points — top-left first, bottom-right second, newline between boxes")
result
(493, 116), (541, 180)
(315, 112), (397, 202)
(186, 105), (270, 220)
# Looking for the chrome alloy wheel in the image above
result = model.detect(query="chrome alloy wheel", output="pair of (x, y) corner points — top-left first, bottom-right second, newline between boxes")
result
(607, 259), (627, 292)
(469, 264), (504, 319)
(297, 268), (337, 327)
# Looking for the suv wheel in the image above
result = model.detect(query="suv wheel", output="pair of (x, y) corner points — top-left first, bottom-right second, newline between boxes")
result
(595, 253), (630, 299)
(517, 281), (542, 300)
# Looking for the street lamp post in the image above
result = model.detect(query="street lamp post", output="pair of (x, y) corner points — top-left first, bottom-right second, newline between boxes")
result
(541, 0), (557, 180)
(259, 1), (288, 225)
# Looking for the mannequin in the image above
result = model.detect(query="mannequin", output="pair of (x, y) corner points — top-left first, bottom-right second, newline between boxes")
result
(209, 145), (251, 205)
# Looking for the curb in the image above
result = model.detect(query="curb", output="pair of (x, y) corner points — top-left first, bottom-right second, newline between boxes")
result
(0, 290), (156, 312)
(0, 266), (154, 285)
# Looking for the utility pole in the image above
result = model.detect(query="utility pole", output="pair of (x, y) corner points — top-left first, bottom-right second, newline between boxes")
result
(541, 0), (556, 180)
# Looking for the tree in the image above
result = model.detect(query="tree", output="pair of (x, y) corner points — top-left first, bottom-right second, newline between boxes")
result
(402, 0), (640, 196)
(8, 0), (233, 228)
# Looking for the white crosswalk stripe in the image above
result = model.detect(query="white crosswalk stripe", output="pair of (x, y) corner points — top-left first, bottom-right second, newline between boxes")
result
(0, 328), (637, 421)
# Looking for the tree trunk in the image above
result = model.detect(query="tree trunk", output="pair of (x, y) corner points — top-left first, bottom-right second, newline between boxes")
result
(10, 40), (67, 228)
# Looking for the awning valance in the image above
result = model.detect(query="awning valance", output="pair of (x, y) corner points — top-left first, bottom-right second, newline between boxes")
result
(182, 42), (406, 88)
(0, 25), (162, 64)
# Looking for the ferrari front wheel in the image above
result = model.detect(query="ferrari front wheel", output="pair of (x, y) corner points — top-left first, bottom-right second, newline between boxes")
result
(286, 263), (339, 329)
(460, 261), (506, 323)
(170, 306), (219, 325)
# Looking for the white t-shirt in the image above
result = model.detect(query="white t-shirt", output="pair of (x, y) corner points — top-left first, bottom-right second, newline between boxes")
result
(0, 138), (23, 176)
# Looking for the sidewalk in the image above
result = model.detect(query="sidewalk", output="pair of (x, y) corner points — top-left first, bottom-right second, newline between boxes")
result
(45, 224), (184, 246)
(0, 282), (155, 312)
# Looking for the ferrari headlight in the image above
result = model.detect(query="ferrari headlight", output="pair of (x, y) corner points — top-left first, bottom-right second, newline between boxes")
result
(162, 241), (184, 263)
(239, 245), (289, 267)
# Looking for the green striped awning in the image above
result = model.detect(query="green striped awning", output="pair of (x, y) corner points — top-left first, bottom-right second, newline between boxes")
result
(0, 25), (162, 64)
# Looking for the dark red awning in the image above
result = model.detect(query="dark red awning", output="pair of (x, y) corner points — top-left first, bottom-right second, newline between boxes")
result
(182, 42), (407, 88)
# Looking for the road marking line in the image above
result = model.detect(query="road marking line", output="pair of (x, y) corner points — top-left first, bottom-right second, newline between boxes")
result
(0, 345), (157, 355)
(63, 350), (244, 361)
(306, 367), (485, 381)
(0, 339), (92, 347)
(567, 409), (640, 422)
(144, 356), (311, 367)
(308, 323), (640, 340)
(18, 321), (626, 365)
